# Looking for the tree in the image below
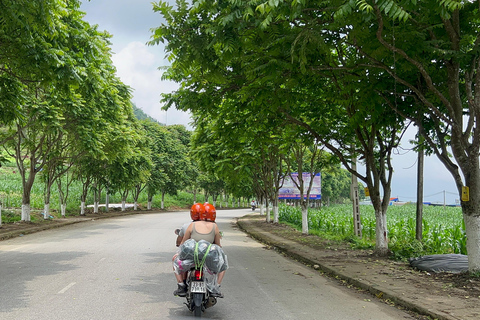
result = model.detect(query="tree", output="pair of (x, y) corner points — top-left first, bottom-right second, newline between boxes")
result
(332, 0), (480, 271)
(321, 165), (356, 205)
(285, 129), (333, 234)
(1, 1), (137, 220)
(150, 0), (408, 254)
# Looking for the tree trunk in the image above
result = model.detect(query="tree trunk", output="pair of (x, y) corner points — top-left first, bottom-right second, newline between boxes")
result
(105, 192), (110, 213)
(273, 197), (279, 223)
(121, 199), (126, 211)
(44, 181), (53, 220)
(374, 208), (389, 255)
(44, 203), (50, 219)
(464, 214), (480, 271)
(80, 180), (89, 216)
(21, 204), (31, 222)
(93, 185), (100, 214)
(61, 204), (66, 217)
(161, 192), (165, 209)
(147, 194), (152, 210)
(265, 200), (270, 223)
(21, 173), (35, 221)
(301, 201), (308, 234)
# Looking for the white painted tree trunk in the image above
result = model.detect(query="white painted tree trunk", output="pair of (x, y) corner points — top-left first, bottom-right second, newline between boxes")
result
(21, 204), (31, 221)
(105, 193), (110, 213)
(134, 201), (138, 211)
(148, 201), (152, 210)
(0, 203), (2, 227)
(260, 203), (264, 215)
(302, 205), (308, 234)
(273, 205), (279, 223)
(94, 202), (99, 214)
(161, 193), (165, 210)
(43, 203), (50, 220)
(375, 209), (389, 255)
(61, 204), (66, 217)
(266, 204), (271, 223)
(121, 200), (126, 212)
(80, 201), (86, 216)
(464, 214), (480, 271)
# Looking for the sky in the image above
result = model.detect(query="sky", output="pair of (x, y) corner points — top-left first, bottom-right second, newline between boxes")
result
(79, 0), (460, 205)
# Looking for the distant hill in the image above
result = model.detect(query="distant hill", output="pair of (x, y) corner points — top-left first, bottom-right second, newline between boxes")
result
(133, 105), (165, 125)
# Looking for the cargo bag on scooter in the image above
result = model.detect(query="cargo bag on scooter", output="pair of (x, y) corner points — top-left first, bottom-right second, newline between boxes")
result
(175, 239), (229, 275)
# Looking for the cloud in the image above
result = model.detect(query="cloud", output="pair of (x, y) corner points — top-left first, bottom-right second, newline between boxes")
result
(112, 41), (192, 129)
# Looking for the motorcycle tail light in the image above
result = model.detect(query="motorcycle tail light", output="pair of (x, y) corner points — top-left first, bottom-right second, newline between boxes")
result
(194, 270), (203, 280)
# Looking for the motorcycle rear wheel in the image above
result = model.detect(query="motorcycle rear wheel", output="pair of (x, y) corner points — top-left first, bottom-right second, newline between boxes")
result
(194, 305), (202, 317)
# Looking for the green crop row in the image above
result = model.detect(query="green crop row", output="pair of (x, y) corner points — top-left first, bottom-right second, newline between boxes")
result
(278, 203), (465, 260)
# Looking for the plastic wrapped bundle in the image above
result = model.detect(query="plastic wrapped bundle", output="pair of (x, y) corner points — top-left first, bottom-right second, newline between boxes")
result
(205, 244), (228, 273)
(409, 254), (468, 273)
(196, 240), (211, 260)
(203, 266), (221, 294)
(176, 239), (228, 274)
(178, 239), (196, 260)
(173, 256), (195, 274)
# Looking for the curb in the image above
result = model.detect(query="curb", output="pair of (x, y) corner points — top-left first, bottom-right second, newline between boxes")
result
(0, 211), (140, 242)
(0, 219), (92, 241)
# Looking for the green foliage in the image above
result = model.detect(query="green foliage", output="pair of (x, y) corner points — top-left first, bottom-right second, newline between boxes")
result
(279, 203), (466, 259)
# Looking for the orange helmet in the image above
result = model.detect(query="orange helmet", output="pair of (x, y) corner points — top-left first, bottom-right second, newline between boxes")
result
(190, 203), (205, 221)
(202, 203), (216, 222)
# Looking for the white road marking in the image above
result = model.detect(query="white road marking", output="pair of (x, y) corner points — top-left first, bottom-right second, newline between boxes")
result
(58, 282), (76, 294)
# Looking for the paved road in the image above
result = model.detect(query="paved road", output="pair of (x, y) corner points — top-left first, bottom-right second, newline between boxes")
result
(0, 209), (419, 320)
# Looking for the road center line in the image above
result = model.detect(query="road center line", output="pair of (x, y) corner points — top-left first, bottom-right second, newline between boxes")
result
(58, 282), (76, 294)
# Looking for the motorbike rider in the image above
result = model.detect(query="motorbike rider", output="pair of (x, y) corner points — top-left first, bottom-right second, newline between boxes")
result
(250, 199), (257, 209)
(173, 203), (225, 297)
(174, 203), (202, 247)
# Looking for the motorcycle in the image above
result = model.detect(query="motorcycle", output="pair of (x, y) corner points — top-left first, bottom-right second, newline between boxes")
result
(174, 236), (225, 317)
(184, 266), (218, 317)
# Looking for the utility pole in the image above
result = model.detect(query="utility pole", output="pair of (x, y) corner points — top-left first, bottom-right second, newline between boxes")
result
(351, 157), (362, 238)
(416, 133), (424, 241)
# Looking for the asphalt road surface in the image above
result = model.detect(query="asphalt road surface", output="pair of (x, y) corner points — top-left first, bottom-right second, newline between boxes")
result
(0, 209), (419, 320)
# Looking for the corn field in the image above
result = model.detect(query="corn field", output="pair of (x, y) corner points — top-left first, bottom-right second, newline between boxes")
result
(278, 203), (466, 259)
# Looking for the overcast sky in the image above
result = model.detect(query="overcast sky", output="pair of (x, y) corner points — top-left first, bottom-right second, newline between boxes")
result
(79, 0), (459, 204)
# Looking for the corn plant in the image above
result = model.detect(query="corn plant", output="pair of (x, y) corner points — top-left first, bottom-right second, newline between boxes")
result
(279, 203), (465, 259)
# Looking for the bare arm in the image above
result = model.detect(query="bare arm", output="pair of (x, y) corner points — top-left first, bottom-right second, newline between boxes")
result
(213, 224), (222, 247)
(180, 223), (193, 246)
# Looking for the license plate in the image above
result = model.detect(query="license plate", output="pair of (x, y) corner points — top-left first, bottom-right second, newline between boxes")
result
(190, 281), (206, 293)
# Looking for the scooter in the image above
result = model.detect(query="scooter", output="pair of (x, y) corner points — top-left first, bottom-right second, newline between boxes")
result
(174, 236), (223, 317)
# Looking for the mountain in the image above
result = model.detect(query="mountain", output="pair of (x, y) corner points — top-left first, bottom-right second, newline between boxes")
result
(133, 105), (165, 125)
